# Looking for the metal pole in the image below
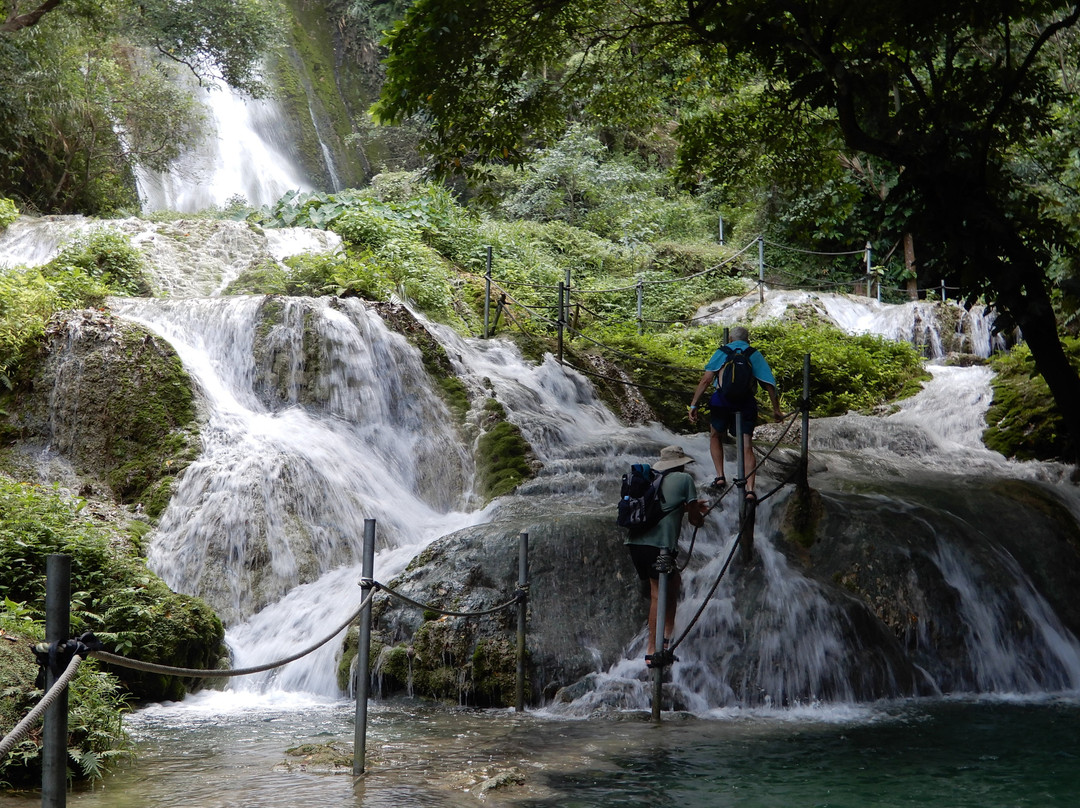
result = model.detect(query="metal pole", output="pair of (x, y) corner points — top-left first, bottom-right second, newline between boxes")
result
(556, 281), (565, 364)
(651, 556), (669, 724)
(515, 532), (529, 712)
(484, 246), (492, 339)
(718, 214), (724, 245)
(353, 519), (376, 776)
(865, 241), (872, 298)
(941, 280), (947, 303)
(564, 268), (572, 341)
(636, 279), (644, 336)
(736, 411), (755, 563)
(757, 236), (765, 303)
(42, 554), (71, 808)
(799, 353), (811, 494)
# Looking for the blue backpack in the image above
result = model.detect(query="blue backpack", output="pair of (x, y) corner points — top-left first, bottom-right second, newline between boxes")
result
(617, 463), (669, 532)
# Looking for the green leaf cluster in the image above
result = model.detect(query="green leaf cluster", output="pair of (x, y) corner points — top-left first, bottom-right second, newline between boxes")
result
(0, 198), (18, 229)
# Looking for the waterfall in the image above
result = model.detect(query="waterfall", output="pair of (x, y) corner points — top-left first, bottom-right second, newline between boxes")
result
(135, 77), (317, 213)
(695, 289), (1004, 358)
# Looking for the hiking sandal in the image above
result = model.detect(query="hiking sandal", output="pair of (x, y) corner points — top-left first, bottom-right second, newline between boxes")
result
(709, 476), (727, 490)
(744, 490), (757, 503)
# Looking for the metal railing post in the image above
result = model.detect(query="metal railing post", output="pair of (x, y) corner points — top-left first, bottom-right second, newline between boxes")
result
(799, 353), (811, 495)
(353, 519), (376, 776)
(556, 281), (565, 364)
(42, 554), (71, 808)
(515, 532), (529, 712)
(757, 236), (765, 303)
(483, 246), (492, 339)
(651, 557), (670, 724)
(636, 279), (644, 335)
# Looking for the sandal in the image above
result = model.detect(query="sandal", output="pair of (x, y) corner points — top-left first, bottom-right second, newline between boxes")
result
(744, 490), (758, 503)
(709, 476), (727, 489)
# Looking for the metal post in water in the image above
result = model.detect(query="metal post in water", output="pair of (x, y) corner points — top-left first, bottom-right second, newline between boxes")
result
(353, 519), (376, 776)
(757, 236), (765, 303)
(651, 554), (670, 724)
(515, 532), (529, 713)
(484, 246), (492, 339)
(42, 554), (71, 808)
(556, 281), (565, 364)
(736, 411), (755, 562)
(799, 353), (811, 495)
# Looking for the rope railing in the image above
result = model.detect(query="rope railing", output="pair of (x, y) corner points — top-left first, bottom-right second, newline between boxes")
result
(362, 578), (525, 618)
(0, 653), (82, 760)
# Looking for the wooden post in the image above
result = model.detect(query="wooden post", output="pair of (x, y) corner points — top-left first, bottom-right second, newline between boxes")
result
(352, 519), (376, 776)
(42, 554), (71, 808)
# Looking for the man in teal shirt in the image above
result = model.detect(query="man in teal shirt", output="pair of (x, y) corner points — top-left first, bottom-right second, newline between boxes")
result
(624, 445), (706, 665)
(688, 326), (782, 501)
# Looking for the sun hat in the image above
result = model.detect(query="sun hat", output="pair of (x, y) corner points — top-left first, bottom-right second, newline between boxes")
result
(652, 445), (695, 472)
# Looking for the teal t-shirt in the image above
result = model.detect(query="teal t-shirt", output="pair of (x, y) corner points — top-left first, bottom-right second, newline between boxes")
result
(624, 471), (697, 551)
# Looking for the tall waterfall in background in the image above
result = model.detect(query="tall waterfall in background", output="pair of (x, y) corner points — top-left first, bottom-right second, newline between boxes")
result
(135, 78), (316, 213)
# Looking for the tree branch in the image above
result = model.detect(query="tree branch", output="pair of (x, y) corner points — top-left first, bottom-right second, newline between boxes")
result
(1, 0), (64, 34)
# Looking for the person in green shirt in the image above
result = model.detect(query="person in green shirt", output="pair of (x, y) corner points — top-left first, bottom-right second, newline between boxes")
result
(624, 445), (707, 665)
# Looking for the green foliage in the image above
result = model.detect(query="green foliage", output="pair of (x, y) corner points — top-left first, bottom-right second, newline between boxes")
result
(0, 197), (18, 229)
(46, 231), (153, 297)
(0, 266), (108, 389)
(476, 399), (535, 501)
(984, 340), (1080, 461)
(0, 475), (225, 702)
(0, 615), (132, 788)
(0, 0), (279, 214)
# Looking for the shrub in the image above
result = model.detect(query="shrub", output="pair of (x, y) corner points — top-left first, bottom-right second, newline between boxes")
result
(0, 197), (18, 229)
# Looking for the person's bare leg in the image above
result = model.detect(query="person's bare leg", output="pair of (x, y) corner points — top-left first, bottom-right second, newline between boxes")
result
(709, 426), (726, 483)
(663, 572), (680, 643)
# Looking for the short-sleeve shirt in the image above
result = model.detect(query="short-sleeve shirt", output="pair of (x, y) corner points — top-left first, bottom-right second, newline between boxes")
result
(703, 340), (776, 386)
(624, 471), (697, 551)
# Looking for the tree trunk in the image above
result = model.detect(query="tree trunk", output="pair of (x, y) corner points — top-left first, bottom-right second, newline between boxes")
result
(904, 233), (918, 300)
(997, 276), (1080, 466)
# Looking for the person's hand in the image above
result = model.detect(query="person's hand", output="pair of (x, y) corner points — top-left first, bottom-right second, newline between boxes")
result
(686, 499), (708, 527)
(773, 407), (783, 422)
(688, 404), (699, 423)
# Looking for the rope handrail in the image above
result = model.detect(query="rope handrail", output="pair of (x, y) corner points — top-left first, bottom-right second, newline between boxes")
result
(365, 579), (523, 618)
(89, 589), (376, 679)
(0, 653), (83, 759)
(762, 238), (865, 257)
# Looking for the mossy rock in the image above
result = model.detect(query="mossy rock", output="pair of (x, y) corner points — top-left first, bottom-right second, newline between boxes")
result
(475, 399), (537, 501)
(984, 339), (1079, 462)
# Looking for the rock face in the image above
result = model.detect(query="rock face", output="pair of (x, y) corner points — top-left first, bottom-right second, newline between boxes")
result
(6, 309), (199, 515)
(365, 469), (1080, 709)
(361, 502), (647, 706)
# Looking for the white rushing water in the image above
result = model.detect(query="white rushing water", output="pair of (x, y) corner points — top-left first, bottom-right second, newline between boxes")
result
(135, 77), (315, 213)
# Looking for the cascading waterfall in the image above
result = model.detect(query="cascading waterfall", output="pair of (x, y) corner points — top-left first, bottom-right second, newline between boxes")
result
(135, 77), (316, 213)
(2, 202), (1067, 710)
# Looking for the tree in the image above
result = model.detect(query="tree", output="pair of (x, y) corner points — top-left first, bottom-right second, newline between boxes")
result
(376, 0), (1080, 462)
(0, 0), (279, 213)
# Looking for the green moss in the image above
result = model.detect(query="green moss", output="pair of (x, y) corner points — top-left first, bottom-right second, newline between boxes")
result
(984, 339), (1079, 461)
(472, 636), (527, 707)
(475, 399), (536, 501)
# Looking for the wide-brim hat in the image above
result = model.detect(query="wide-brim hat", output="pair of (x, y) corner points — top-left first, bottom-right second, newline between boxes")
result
(652, 445), (695, 472)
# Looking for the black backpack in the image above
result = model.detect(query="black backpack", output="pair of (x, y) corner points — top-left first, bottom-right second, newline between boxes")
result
(617, 463), (669, 532)
(716, 345), (758, 402)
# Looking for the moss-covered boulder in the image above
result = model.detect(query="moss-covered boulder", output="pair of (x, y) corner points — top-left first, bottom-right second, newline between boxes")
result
(984, 339), (1080, 462)
(4, 309), (199, 517)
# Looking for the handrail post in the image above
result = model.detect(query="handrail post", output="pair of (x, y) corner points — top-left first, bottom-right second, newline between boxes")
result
(556, 281), (565, 364)
(799, 353), (811, 495)
(651, 552), (671, 724)
(757, 236), (765, 303)
(484, 246), (492, 339)
(865, 241), (873, 298)
(564, 269), (572, 342)
(636, 279), (644, 335)
(736, 411), (755, 562)
(42, 554), (71, 808)
(515, 532), (529, 712)
(353, 519), (376, 776)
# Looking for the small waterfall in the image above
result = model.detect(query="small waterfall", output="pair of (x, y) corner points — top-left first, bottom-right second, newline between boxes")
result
(136, 77), (315, 213)
(112, 296), (477, 627)
(695, 290), (1001, 358)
